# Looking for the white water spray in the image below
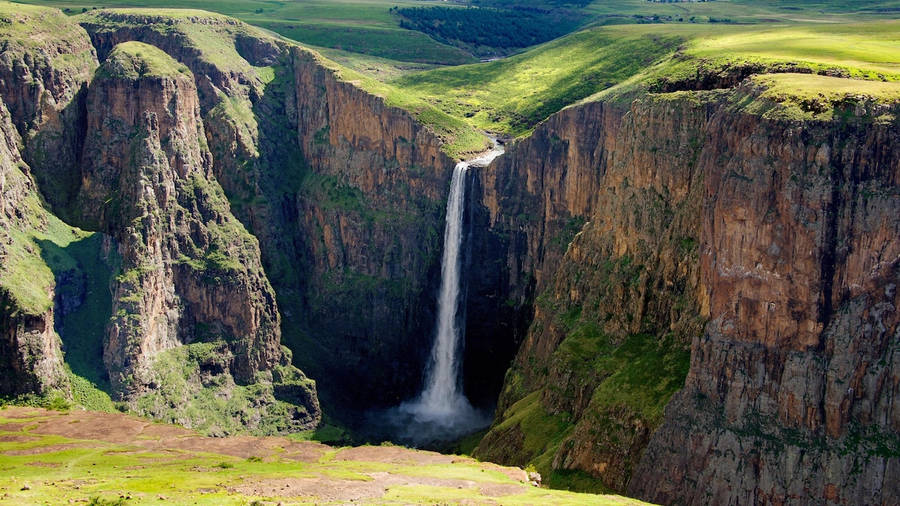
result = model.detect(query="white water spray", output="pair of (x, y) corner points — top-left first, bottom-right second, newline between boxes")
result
(389, 141), (504, 443)
(417, 160), (473, 415)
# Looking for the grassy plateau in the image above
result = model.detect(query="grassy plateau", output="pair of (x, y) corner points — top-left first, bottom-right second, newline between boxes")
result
(0, 406), (649, 504)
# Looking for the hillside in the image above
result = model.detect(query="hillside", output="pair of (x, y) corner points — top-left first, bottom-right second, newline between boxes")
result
(384, 20), (900, 138)
(15, 0), (900, 64)
(0, 406), (645, 504)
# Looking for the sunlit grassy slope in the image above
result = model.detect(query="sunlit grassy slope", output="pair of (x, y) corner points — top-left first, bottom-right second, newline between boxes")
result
(686, 22), (900, 77)
(19, 0), (900, 64)
(390, 28), (685, 137)
(0, 406), (650, 505)
(18, 0), (476, 64)
(386, 20), (900, 139)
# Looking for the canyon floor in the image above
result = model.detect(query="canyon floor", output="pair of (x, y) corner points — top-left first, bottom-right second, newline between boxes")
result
(0, 407), (643, 505)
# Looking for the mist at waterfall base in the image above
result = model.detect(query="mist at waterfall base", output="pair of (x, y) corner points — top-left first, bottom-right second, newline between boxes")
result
(370, 145), (504, 447)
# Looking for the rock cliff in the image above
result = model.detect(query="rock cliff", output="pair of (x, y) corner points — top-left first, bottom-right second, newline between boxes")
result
(75, 41), (317, 432)
(473, 85), (900, 503)
(630, 95), (900, 505)
(0, 4), (95, 400)
(0, 4), (96, 215)
(0, 96), (69, 398)
(288, 48), (456, 411)
(73, 10), (462, 417)
(0, 6), (318, 434)
(472, 96), (708, 491)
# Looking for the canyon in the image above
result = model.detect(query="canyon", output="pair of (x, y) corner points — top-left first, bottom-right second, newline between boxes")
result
(0, 3), (897, 505)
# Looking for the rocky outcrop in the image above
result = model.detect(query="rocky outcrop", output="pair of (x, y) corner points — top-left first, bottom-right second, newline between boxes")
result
(73, 41), (317, 432)
(0, 4), (97, 214)
(0, 96), (69, 397)
(473, 85), (900, 503)
(630, 100), (900, 506)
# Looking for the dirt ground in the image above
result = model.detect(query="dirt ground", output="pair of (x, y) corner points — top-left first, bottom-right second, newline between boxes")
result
(0, 407), (563, 504)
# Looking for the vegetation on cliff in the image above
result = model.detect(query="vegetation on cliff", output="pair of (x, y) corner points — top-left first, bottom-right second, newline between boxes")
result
(95, 41), (190, 79)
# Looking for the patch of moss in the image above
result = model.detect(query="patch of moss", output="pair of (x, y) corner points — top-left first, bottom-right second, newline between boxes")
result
(134, 342), (315, 436)
(95, 41), (190, 80)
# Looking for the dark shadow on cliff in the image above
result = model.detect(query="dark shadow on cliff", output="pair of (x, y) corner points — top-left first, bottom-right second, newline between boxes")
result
(38, 233), (116, 400)
(239, 57), (439, 425)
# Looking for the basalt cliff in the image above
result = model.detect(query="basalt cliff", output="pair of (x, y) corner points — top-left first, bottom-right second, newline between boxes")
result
(0, 4), (898, 505)
(471, 90), (899, 503)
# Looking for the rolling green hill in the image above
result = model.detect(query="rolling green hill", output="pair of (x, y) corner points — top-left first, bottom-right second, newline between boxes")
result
(16, 0), (900, 65)
(385, 20), (900, 140)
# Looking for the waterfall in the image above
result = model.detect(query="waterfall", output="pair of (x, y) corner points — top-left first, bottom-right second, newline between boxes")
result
(383, 141), (504, 444)
(417, 160), (472, 415)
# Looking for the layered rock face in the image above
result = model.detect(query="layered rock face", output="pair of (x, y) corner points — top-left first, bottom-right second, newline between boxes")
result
(0, 5), (97, 214)
(0, 6), (319, 434)
(0, 98), (68, 397)
(474, 88), (900, 503)
(631, 103), (900, 505)
(75, 42), (317, 431)
(473, 97), (709, 490)
(79, 43), (271, 388)
(74, 11), (460, 416)
(289, 48), (455, 410)
(0, 5), (95, 399)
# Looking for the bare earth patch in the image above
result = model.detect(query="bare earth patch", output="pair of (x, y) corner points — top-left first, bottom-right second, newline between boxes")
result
(0, 407), (592, 505)
(26, 461), (62, 468)
(480, 482), (530, 496)
(14, 408), (330, 463)
(335, 445), (458, 465)
(156, 434), (328, 462)
(231, 471), (486, 501)
(0, 423), (29, 432)
(3, 442), (100, 455)
(0, 408), (46, 419)
(0, 435), (39, 443)
(230, 475), (389, 501)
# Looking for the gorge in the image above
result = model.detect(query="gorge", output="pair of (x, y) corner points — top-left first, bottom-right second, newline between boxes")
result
(0, 3), (898, 504)
(388, 142), (505, 445)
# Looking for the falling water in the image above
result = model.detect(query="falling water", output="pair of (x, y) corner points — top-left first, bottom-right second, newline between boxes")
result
(417, 160), (473, 414)
(383, 141), (504, 444)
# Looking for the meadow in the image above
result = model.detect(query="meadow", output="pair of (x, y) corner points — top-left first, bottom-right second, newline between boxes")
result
(0, 406), (650, 504)
(16, 0), (900, 65)
(16, 0), (476, 64)
(378, 19), (900, 142)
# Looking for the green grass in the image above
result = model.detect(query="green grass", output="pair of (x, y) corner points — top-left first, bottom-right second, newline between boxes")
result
(390, 26), (685, 137)
(79, 9), (262, 75)
(476, 391), (574, 479)
(131, 342), (318, 436)
(18, 0), (476, 64)
(55, 233), (118, 413)
(579, 0), (898, 23)
(0, 407), (648, 504)
(95, 40), (190, 79)
(685, 21), (900, 79)
(746, 73), (900, 121)
(300, 49), (490, 157)
(0, 175), (85, 315)
(388, 19), (900, 138)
